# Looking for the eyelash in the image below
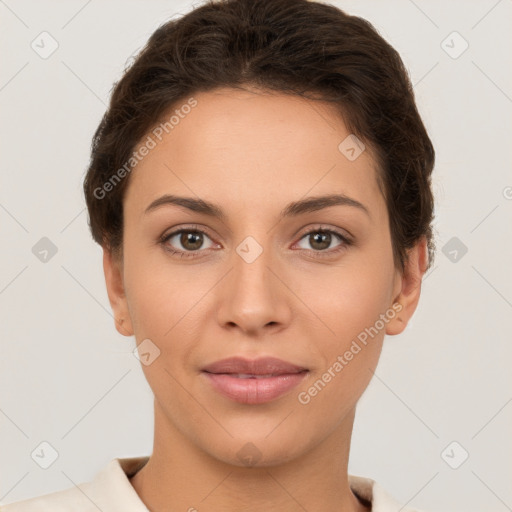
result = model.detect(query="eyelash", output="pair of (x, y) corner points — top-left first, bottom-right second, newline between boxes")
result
(159, 224), (352, 260)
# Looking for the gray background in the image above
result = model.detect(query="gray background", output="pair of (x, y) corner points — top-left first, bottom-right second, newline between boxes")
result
(1, 1), (511, 511)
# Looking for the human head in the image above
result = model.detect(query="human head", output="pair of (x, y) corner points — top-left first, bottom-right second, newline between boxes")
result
(82, 0), (435, 471)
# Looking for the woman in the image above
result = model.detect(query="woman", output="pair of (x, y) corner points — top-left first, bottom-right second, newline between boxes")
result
(4, 0), (435, 510)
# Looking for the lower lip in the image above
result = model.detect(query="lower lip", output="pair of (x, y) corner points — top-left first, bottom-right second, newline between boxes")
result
(203, 372), (308, 404)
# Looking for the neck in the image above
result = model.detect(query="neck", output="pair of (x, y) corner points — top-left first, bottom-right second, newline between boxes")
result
(129, 401), (370, 512)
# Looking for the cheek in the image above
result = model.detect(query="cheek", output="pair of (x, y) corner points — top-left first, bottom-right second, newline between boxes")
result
(295, 271), (391, 414)
(123, 259), (206, 390)
(123, 240), (206, 337)
(297, 255), (394, 400)
(302, 258), (394, 341)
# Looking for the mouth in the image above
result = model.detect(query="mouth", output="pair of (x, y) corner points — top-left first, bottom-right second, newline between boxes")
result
(201, 356), (309, 404)
(224, 373), (292, 379)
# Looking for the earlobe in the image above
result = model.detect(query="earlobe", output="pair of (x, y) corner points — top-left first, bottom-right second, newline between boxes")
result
(102, 247), (134, 337)
(385, 237), (428, 336)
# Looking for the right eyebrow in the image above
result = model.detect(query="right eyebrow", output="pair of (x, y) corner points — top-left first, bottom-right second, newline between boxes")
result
(144, 195), (226, 220)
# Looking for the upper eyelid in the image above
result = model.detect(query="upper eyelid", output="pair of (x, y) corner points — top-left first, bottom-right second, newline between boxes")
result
(296, 225), (351, 240)
(161, 225), (213, 242)
(161, 225), (351, 248)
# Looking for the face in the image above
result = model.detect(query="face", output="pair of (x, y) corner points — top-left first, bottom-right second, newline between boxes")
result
(104, 87), (425, 467)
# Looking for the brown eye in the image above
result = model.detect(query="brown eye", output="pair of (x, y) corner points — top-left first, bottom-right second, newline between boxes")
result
(161, 228), (216, 258)
(296, 229), (346, 252)
(293, 227), (352, 259)
(308, 231), (332, 251)
(179, 231), (204, 251)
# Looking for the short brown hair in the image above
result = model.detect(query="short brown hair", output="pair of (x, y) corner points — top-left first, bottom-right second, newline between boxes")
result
(83, 0), (436, 272)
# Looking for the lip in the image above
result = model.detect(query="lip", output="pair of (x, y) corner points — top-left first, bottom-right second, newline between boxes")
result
(202, 356), (307, 375)
(202, 357), (309, 405)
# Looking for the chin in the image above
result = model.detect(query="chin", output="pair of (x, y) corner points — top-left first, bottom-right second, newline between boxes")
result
(196, 426), (314, 469)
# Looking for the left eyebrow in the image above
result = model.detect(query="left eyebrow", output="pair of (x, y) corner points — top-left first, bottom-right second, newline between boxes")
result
(144, 193), (370, 220)
(280, 194), (370, 219)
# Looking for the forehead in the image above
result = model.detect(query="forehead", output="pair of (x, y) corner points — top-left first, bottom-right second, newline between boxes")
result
(124, 87), (385, 220)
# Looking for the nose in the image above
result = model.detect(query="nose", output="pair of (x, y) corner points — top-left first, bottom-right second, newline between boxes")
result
(215, 239), (292, 336)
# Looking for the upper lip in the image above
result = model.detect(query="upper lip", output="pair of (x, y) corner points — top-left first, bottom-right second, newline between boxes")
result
(202, 357), (308, 375)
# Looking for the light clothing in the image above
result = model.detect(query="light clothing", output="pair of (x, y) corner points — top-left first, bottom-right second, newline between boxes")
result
(2, 456), (424, 511)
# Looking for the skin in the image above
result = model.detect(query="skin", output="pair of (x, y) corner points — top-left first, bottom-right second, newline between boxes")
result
(103, 86), (428, 512)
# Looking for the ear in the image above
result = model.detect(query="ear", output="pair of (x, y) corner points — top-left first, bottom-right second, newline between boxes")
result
(103, 247), (134, 337)
(386, 236), (429, 336)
